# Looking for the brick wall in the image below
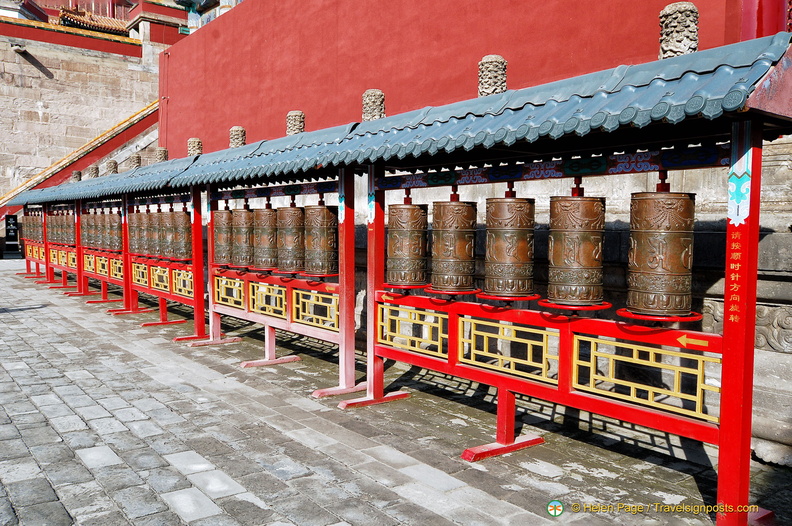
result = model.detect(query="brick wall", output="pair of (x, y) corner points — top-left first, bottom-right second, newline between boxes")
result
(0, 34), (161, 195)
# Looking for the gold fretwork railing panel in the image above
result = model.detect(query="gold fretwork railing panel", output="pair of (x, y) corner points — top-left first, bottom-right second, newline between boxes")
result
(95, 256), (109, 276)
(214, 276), (244, 309)
(38, 247), (45, 260)
(110, 259), (123, 280)
(249, 282), (286, 319)
(132, 262), (148, 286)
(49, 248), (57, 264)
(84, 254), (96, 273)
(459, 316), (559, 384)
(172, 269), (194, 298)
(25, 245), (32, 258)
(573, 335), (721, 423)
(58, 250), (67, 267)
(151, 266), (169, 292)
(378, 303), (448, 358)
(293, 289), (339, 332)
(67, 252), (77, 269)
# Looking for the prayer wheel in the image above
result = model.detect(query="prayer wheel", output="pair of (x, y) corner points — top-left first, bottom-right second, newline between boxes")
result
(386, 204), (428, 286)
(276, 207), (305, 273)
(304, 205), (338, 275)
(173, 210), (192, 260)
(213, 209), (233, 265)
(65, 214), (75, 245)
(128, 213), (141, 254)
(139, 211), (152, 255)
(547, 196), (605, 305)
(627, 192), (695, 316)
(431, 201), (477, 292)
(253, 209), (277, 269)
(108, 212), (122, 251)
(161, 211), (176, 259)
(231, 209), (254, 267)
(484, 197), (535, 296)
(148, 211), (162, 257)
(100, 212), (111, 250)
(46, 215), (57, 244)
(80, 213), (90, 247)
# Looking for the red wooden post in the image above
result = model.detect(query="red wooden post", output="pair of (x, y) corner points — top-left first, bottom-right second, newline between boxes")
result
(174, 187), (209, 341)
(716, 119), (762, 525)
(37, 204), (58, 284)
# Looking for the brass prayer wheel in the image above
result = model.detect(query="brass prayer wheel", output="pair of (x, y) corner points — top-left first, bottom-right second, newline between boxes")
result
(484, 197), (535, 296)
(148, 211), (162, 257)
(173, 211), (192, 260)
(161, 211), (176, 258)
(547, 196), (605, 305)
(128, 213), (141, 254)
(46, 215), (57, 244)
(386, 204), (428, 286)
(213, 209), (233, 265)
(304, 205), (338, 275)
(80, 213), (90, 247)
(253, 209), (277, 269)
(65, 214), (75, 245)
(107, 212), (122, 251)
(276, 207), (305, 273)
(139, 212), (152, 255)
(627, 192), (695, 316)
(431, 201), (477, 292)
(231, 209), (254, 267)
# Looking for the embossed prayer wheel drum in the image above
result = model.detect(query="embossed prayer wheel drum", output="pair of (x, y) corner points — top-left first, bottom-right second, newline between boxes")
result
(172, 211), (192, 260)
(431, 201), (477, 292)
(65, 214), (75, 245)
(231, 209), (254, 267)
(277, 207), (305, 273)
(627, 192), (695, 316)
(148, 211), (163, 257)
(386, 204), (428, 286)
(100, 212), (112, 250)
(213, 209), (233, 265)
(547, 196), (605, 305)
(80, 213), (91, 247)
(128, 213), (141, 254)
(304, 205), (338, 275)
(161, 211), (176, 258)
(107, 212), (122, 251)
(253, 209), (277, 269)
(46, 215), (57, 244)
(484, 198), (535, 296)
(139, 212), (152, 255)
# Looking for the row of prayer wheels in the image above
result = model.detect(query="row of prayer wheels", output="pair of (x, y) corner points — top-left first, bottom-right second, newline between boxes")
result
(46, 213), (76, 245)
(20, 215), (44, 243)
(386, 192), (695, 317)
(128, 210), (192, 260)
(81, 211), (123, 251)
(213, 205), (338, 275)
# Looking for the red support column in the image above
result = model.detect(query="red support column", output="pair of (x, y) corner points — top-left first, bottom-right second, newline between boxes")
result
(312, 167), (366, 397)
(339, 164), (409, 409)
(174, 187), (209, 341)
(36, 204), (58, 285)
(716, 119), (763, 526)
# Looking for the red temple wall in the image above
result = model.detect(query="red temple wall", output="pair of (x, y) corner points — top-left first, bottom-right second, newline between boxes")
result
(159, 0), (787, 156)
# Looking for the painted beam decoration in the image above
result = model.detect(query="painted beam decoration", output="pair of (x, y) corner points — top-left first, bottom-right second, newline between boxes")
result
(375, 144), (730, 190)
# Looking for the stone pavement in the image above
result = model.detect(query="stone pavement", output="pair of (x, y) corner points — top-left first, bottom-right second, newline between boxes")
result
(1, 259), (791, 526)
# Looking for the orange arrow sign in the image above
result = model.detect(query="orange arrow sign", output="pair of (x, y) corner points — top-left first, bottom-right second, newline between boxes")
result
(677, 334), (709, 348)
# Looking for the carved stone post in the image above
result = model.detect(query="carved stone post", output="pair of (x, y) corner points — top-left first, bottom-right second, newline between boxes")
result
(84, 166), (99, 179)
(187, 138), (203, 156)
(659, 2), (699, 59)
(286, 111), (305, 135)
(229, 126), (246, 148)
(478, 55), (507, 97)
(129, 154), (142, 168)
(70, 170), (82, 183)
(155, 147), (169, 163)
(362, 89), (386, 121)
(105, 160), (118, 175)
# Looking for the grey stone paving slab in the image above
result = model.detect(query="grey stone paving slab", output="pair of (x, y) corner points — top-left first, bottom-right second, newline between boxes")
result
(160, 487), (223, 523)
(140, 467), (191, 493)
(163, 451), (216, 476)
(49, 415), (89, 433)
(398, 463), (467, 492)
(74, 404), (112, 421)
(0, 439), (30, 461)
(88, 417), (130, 436)
(15, 501), (73, 526)
(187, 470), (246, 499)
(120, 449), (168, 471)
(0, 424), (20, 441)
(267, 494), (341, 526)
(77, 510), (131, 526)
(76, 445), (123, 469)
(93, 464), (145, 492)
(54, 480), (115, 518)
(30, 393), (62, 407)
(29, 443), (74, 465)
(19, 424), (62, 447)
(6, 477), (58, 507)
(112, 485), (168, 519)
(217, 494), (277, 526)
(38, 403), (76, 419)
(0, 458), (41, 484)
(113, 407), (148, 422)
(126, 420), (165, 439)
(129, 510), (184, 526)
(43, 460), (95, 486)
(61, 430), (101, 449)
(0, 497), (16, 526)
